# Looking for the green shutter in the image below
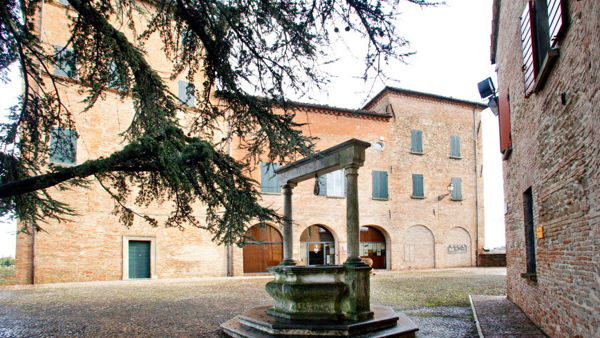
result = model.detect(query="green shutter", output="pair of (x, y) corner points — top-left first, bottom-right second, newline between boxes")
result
(318, 175), (327, 196)
(372, 171), (388, 199)
(128, 241), (150, 279)
(178, 80), (196, 107)
(450, 135), (461, 158)
(412, 174), (424, 198)
(451, 177), (462, 200)
(49, 127), (77, 165)
(54, 46), (76, 78)
(411, 130), (423, 153)
(261, 162), (280, 193)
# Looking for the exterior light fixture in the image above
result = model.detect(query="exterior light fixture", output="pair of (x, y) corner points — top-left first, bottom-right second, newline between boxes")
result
(313, 173), (320, 195)
(438, 181), (455, 201)
(477, 77), (499, 116)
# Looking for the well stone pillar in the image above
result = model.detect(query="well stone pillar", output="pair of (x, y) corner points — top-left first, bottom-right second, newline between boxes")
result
(280, 183), (297, 266)
(344, 165), (367, 267)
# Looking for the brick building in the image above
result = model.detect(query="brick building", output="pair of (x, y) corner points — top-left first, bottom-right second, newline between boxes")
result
(16, 0), (485, 284)
(489, 0), (599, 336)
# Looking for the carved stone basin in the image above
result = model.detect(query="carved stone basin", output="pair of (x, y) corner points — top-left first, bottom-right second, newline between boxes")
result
(266, 265), (373, 322)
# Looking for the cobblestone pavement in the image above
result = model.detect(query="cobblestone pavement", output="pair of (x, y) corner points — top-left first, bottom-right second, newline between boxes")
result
(0, 268), (506, 337)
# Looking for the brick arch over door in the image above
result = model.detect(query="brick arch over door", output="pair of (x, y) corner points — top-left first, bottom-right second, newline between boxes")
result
(403, 225), (435, 269)
(243, 224), (283, 273)
(444, 227), (472, 267)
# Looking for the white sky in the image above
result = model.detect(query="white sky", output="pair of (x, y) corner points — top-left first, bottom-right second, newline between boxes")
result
(0, 0), (505, 257)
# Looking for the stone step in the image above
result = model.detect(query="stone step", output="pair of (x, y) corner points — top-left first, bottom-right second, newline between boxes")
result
(221, 305), (418, 337)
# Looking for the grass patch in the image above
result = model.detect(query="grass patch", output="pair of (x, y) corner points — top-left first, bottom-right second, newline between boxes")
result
(370, 269), (506, 309)
(409, 312), (437, 318)
(0, 266), (16, 286)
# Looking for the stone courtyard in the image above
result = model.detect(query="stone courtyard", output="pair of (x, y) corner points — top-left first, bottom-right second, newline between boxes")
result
(0, 268), (505, 337)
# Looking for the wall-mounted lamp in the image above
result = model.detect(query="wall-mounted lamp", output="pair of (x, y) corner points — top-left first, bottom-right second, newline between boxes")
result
(477, 77), (499, 116)
(437, 182), (455, 201)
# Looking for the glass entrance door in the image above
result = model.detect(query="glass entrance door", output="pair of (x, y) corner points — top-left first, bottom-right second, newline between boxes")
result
(307, 242), (335, 265)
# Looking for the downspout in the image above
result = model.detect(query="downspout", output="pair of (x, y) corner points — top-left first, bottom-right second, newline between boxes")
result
(473, 105), (480, 267)
(225, 111), (233, 277)
(31, 0), (46, 285)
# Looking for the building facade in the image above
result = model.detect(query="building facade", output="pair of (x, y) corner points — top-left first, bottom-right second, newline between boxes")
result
(16, 0), (484, 284)
(490, 0), (599, 336)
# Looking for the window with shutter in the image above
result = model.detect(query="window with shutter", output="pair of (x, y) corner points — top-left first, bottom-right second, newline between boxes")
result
(412, 174), (424, 199)
(178, 80), (196, 107)
(54, 46), (77, 79)
(520, 0), (567, 96)
(260, 162), (280, 194)
(411, 130), (423, 154)
(548, 0), (567, 47)
(372, 171), (388, 200)
(498, 90), (512, 157)
(49, 127), (77, 165)
(326, 170), (344, 197)
(451, 177), (462, 201)
(450, 135), (461, 158)
(520, 2), (537, 96)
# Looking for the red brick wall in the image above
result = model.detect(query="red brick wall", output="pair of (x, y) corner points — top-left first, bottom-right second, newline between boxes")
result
(493, 1), (599, 336)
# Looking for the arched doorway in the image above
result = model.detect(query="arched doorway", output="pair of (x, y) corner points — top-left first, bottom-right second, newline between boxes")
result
(360, 226), (387, 269)
(404, 225), (435, 269)
(300, 225), (335, 265)
(243, 224), (283, 273)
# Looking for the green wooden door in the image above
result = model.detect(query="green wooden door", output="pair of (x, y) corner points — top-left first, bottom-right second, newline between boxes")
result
(129, 241), (150, 278)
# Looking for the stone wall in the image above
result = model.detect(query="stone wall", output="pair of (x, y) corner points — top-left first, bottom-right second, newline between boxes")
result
(492, 0), (599, 336)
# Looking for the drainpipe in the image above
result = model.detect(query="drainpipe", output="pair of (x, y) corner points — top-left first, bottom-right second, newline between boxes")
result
(473, 105), (480, 267)
(31, 226), (36, 284)
(31, 0), (46, 285)
(225, 110), (233, 276)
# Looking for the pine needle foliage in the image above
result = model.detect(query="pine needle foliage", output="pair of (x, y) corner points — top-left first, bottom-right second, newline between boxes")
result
(0, 0), (436, 245)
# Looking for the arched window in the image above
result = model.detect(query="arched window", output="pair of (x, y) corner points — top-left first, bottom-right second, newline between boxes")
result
(360, 226), (387, 269)
(300, 225), (335, 265)
(243, 224), (283, 273)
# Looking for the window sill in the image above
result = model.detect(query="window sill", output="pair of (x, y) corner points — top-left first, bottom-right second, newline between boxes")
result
(372, 197), (389, 201)
(450, 198), (463, 201)
(50, 161), (76, 167)
(326, 195), (345, 199)
(449, 156), (462, 160)
(531, 48), (560, 94)
(411, 195), (425, 200)
(261, 191), (281, 195)
(520, 272), (537, 283)
(410, 151), (425, 155)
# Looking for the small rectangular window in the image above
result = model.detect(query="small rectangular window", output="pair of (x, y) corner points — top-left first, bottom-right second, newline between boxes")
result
(412, 174), (424, 198)
(450, 135), (461, 158)
(54, 46), (77, 79)
(326, 169), (345, 197)
(451, 177), (462, 200)
(260, 162), (280, 194)
(372, 171), (388, 200)
(49, 127), (77, 165)
(523, 187), (537, 275)
(178, 80), (196, 107)
(411, 129), (423, 154)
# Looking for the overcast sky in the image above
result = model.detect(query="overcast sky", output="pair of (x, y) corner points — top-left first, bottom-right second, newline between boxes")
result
(0, 0), (505, 257)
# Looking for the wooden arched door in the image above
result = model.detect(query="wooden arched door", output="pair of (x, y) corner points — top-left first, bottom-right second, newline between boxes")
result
(243, 224), (283, 273)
